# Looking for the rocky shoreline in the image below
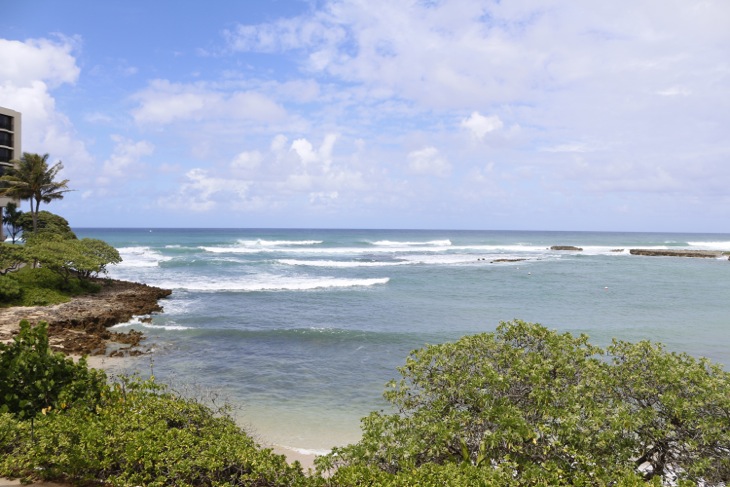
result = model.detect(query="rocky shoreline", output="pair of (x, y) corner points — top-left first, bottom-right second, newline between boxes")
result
(628, 249), (728, 258)
(0, 279), (171, 357)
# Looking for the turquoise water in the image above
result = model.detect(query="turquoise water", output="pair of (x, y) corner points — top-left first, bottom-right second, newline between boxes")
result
(75, 228), (730, 454)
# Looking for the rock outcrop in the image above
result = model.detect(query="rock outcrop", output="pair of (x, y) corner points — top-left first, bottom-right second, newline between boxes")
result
(0, 279), (171, 356)
(629, 249), (725, 258)
(550, 246), (583, 251)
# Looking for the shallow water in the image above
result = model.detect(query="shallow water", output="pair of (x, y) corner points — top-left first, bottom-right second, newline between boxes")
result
(76, 228), (730, 453)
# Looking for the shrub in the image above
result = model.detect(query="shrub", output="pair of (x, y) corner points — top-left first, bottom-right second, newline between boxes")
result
(0, 324), (312, 486)
(0, 321), (107, 422)
(1, 376), (312, 486)
(0, 275), (22, 301)
(319, 320), (730, 485)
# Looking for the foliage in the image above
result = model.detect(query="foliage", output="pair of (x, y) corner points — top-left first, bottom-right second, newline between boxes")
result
(2, 202), (23, 243)
(18, 210), (77, 240)
(75, 238), (122, 278)
(0, 321), (107, 422)
(319, 320), (730, 485)
(23, 234), (120, 286)
(0, 242), (24, 275)
(607, 339), (730, 484)
(0, 243), (108, 306)
(0, 332), (311, 486)
(0, 153), (71, 233)
(1, 266), (70, 306)
(0, 275), (22, 301)
(1, 320), (727, 486)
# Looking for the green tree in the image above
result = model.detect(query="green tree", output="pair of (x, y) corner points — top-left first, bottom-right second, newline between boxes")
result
(320, 320), (730, 485)
(2, 202), (23, 243)
(18, 210), (77, 240)
(0, 153), (71, 233)
(607, 339), (730, 483)
(23, 234), (120, 286)
(0, 243), (24, 276)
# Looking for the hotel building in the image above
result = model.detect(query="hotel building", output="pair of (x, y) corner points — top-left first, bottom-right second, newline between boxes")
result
(0, 106), (21, 240)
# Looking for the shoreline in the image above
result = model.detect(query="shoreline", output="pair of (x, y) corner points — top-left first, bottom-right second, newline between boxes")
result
(0, 278), (171, 356)
(0, 279), (322, 473)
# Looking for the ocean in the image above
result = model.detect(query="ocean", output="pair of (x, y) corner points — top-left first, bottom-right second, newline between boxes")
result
(74, 228), (730, 455)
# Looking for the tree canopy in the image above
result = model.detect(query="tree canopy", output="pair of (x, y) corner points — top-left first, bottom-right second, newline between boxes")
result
(0, 153), (71, 232)
(319, 320), (730, 485)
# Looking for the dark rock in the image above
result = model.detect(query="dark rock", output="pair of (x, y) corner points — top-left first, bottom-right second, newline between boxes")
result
(550, 246), (583, 251)
(629, 249), (723, 258)
(0, 278), (171, 356)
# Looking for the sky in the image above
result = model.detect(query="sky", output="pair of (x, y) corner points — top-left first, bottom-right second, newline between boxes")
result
(1, 0), (729, 231)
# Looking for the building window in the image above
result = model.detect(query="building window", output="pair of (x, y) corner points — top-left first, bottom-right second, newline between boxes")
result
(0, 115), (12, 131)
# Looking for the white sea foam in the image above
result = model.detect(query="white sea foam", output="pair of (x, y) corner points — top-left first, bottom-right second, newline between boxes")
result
(140, 322), (194, 331)
(278, 259), (411, 268)
(371, 239), (452, 247)
(278, 445), (332, 456)
(116, 246), (171, 267)
(111, 317), (193, 331)
(157, 276), (390, 292)
(238, 239), (323, 246)
(687, 241), (730, 250)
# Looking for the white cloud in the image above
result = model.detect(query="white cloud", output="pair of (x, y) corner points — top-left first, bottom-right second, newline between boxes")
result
(161, 168), (252, 212)
(291, 138), (318, 165)
(231, 150), (262, 175)
(0, 37), (91, 174)
(656, 86), (692, 97)
(461, 112), (503, 139)
(0, 37), (79, 87)
(97, 136), (155, 185)
(290, 134), (339, 171)
(407, 146), (451, 177)
(131, 80), (288, 125)
(309, 191), (339, 206)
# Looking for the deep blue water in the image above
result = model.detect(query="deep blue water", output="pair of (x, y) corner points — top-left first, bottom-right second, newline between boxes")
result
(75, 228), (730, 453)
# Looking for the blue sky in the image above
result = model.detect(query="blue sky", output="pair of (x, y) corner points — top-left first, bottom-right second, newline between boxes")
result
(2, 0), (729, 231)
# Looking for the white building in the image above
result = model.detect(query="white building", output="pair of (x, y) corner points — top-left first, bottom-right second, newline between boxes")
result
(0, 106), (21, 241)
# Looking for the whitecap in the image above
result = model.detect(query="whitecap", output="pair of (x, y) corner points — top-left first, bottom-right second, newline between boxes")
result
(687, 241), (730, 250)
(116, 246), (172, 267)
(371, 239), (452, 247)
(155, 276), (390, 292)
(237, 239), (324, 247)
(111, 317), (193, 331)
(278, 259), (411, 268)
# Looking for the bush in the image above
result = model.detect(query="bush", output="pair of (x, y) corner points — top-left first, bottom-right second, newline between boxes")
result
(4, 266), (98, 306)
(0, 275), (22, 301)
(319, 320), (730, 485)
(0, 321), (107, 421)
(0, 324), (312, 486)
(1, 376), (313, 486)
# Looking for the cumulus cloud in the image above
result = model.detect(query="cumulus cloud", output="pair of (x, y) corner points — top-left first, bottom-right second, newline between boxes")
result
(0, 37), (79, 87)
(290, 134), (338, 171)
(407, 146), (451, 177)
(461, 112), (503, 139)
(0, 36), (91, 168)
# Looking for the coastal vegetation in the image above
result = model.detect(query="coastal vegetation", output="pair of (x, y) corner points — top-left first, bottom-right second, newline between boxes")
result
(0, 152), (71, 232)
(0, 153), (121, 306)
(1, 320), (728, 486)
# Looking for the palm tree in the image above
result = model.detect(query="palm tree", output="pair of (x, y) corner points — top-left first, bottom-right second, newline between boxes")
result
(0, 153), (71, 232)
